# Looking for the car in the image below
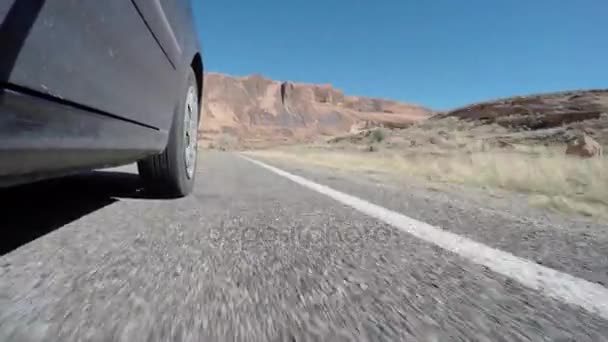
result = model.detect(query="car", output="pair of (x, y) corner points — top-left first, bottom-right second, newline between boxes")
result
(0, 0), (204, 197)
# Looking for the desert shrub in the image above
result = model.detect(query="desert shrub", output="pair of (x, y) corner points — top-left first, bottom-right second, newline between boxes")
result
(370, 128), (388, 143)
(215, 134), (239, 151)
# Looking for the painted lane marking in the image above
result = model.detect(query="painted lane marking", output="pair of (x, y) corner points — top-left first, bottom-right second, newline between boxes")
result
(241, 155), (608, 320)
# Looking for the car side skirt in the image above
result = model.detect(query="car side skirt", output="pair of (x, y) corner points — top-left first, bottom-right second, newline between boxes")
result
(0, 86), (169, 187)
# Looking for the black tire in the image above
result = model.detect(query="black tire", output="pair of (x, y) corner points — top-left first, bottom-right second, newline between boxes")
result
(137, 68), (200, 198)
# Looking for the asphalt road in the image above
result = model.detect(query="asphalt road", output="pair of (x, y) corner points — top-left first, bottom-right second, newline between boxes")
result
(1, 151), (607, 341)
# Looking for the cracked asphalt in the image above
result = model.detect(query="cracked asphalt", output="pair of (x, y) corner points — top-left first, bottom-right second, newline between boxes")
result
(1, 151), (607, 341)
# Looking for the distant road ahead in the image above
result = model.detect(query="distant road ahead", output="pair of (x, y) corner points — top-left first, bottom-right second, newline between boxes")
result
(1, 152), (607, 341)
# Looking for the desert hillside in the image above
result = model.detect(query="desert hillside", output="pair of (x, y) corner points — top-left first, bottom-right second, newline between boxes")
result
(199, 73), (432, 147)
(434, 89), (608, 145)
(250, 89), (608, 219)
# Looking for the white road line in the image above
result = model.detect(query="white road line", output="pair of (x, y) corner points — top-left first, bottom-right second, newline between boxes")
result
(241, 155), (608, 321)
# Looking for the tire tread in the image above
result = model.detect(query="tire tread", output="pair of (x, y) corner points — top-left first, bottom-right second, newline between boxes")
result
(137, 68), (199, 198)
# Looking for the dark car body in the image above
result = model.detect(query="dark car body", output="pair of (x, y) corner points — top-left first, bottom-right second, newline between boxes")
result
(0, 0), (204, 187)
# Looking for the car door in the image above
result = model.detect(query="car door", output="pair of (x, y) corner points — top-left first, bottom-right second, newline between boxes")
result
(0, 0), (179, 130)
(131, 0), (185, 69)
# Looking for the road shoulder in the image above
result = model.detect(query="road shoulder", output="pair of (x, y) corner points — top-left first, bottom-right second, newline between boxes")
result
(244, 151), (608, 287)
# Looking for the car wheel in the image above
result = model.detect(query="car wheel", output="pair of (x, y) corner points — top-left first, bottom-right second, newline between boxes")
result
(137, 68), (200, 197)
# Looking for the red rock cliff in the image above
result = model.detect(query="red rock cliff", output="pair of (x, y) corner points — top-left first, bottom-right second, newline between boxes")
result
(200, 73), (432, 145)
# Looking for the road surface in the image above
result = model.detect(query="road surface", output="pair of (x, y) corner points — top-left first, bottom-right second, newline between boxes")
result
(1, 151), (607, 341)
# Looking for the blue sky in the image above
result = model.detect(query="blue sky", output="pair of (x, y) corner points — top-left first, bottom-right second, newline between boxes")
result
(192, 0), (608, 110)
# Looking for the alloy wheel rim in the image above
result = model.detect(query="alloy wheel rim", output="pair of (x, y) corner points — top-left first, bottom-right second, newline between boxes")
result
(184, 86), (198, 179)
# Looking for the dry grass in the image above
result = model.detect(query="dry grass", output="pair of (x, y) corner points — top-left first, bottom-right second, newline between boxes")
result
(247, 146), (608, 220)
(246, 115), (608, 219)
